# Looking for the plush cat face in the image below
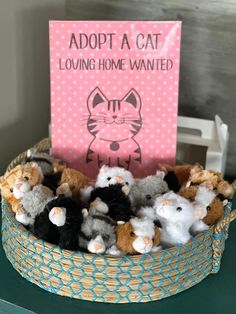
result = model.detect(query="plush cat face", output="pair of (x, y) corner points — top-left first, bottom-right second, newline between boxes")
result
(130, 171), (169, 208)
(154, 191), (204, 225)
(116, 217), (156, 254)
(0, 163), (43, 200)
(188, 166), (222, 188)
(87, 87), (142, 142)
(95, 165), (134, 190)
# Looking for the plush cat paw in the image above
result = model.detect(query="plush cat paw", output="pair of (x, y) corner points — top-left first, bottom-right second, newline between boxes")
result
(49, 207), (66, 227)
(80, 185), (94, 203)
(133, 236), (153, 254)
(15, 210), (31, 225)
(56, 183), (72, 197)
(90, 197), (108, 214)
(121, 185), (130, 195)
(191, 220), (209, 235)
(151, 245), (162, 253)
(87, 235), (105, 254)
(106, 245), (121, 256)
(82, 208), (89, 217)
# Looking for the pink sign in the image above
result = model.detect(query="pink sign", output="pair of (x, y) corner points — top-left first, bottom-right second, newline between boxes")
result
(49, 21), (181, 178)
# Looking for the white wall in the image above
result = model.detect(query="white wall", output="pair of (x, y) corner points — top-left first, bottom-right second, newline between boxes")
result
(0, 0), (66, 174)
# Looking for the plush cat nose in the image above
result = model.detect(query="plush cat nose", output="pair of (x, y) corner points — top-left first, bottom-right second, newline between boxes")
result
(112, 115), (117, 119)
(162, 198), (170, 205)
(115, 176), (123, 183)
(143, 237), (151, 244)
(15, 183), (23, 189)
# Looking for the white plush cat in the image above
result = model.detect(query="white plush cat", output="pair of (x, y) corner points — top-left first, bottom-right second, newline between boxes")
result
(151, 187), (215, 247)
(190, 185), (216, 234)
(80, 165), (134, 201)
(96, 165), (134, 191)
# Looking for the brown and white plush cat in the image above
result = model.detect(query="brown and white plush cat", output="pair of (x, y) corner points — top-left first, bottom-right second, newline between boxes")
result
(86, 87), (142, 169)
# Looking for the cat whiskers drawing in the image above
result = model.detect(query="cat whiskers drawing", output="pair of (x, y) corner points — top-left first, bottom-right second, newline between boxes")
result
(85, 87), (143, 169)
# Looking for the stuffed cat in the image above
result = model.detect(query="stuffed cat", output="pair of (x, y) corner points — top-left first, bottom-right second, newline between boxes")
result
(0, 162), (44, 218)
(179, 185), (225, 226)
(17, 185), (55, 226)
(78, 203), (117, 254)
(186, 165), (234, 199)
(23, 148), (65, 176)
(89, 184), (133, 222)
(33, 196), (84, 250)
(129, 170), (169, 210)
(160, 163), (202, 192)
(116, 217), (161, 255)
(80, 165), (134, 201)
(149, 188), (214, 247)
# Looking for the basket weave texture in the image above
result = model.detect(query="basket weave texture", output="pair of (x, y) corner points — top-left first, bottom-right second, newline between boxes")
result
(1, 138), (236, 303)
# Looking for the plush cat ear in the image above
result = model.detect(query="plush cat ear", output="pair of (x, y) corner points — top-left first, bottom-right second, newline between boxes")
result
(223, 199), (228, 206)
(30, 162), (39, 168)
(0, 176), (4, 190)
(87, 87), (107, 110)
(122, 88), (141, 110)
(156, 170), (165, 180)
(190, 163), (203, 176)
(99, 165), (110, 173)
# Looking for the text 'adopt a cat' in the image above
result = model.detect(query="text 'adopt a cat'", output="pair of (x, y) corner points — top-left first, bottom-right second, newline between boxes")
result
(50, 21), (181, 178)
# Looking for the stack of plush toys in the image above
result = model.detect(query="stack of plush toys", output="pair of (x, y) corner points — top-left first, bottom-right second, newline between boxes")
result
(0, 148), (234, 256)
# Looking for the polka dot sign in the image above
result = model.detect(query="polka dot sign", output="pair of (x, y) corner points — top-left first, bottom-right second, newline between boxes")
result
(49, 21), (181, 178)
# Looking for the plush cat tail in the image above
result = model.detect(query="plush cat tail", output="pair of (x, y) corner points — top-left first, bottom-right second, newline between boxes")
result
(122, 88), (141, 110)
(87, 87), (107, 111)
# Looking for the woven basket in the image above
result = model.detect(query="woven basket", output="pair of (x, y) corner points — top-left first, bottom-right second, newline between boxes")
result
(1, 138), (236, 303)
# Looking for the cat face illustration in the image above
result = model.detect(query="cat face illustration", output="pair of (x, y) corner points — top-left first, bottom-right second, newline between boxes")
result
(87, 87), (142, 142)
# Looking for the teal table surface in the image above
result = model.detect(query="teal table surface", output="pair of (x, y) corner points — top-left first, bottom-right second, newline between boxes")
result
(0, 196), (236, 314)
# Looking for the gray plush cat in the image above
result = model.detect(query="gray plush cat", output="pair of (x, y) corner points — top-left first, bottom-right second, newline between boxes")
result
(78, 198), (117, 254)
(129, 171), (169, 210)
(16, 185), (55, 226)
(24, 148), (64, 176)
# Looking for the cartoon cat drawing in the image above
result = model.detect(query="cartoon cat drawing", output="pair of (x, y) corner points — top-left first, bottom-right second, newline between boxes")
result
(85, 87), (142, 169)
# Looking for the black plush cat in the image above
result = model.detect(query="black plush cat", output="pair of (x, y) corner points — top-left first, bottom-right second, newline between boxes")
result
(33, 196), (84, 250)
(89, 183), (133, 222)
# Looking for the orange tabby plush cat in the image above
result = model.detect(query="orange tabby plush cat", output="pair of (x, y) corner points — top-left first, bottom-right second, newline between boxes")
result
(0, 162), (44, 213)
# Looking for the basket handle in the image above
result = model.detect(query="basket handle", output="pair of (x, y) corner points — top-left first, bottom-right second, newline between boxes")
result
(6, 138), (50, 172)
(214, 209), (236, 234)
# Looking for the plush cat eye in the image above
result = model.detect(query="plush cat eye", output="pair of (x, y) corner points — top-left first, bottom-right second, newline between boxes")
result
(130, 231), (135, 237)
(24, 176), (29, 181)
(10, 188), (13, 193)
(107, 177), (111, 181)
(146, 194), (152, 200)
(207, 206), (211, 211)
(176, 207), (182, 212)
(125, 182), (129, 185)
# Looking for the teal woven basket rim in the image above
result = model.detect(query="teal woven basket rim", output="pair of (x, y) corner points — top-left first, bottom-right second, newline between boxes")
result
(1, 137), (234, 303)
(1, 198), (222, 261)
(1, 197), (233, 303)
